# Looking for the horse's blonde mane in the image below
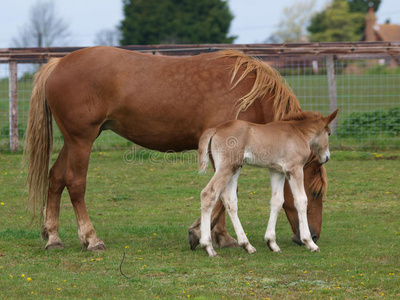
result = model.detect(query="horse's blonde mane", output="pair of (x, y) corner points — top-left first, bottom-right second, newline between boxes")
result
(218, 50), (301, 120)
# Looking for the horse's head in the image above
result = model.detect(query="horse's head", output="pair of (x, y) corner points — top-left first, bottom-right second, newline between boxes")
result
(283, 109), (338, 246)
(310, 109), (339, 164)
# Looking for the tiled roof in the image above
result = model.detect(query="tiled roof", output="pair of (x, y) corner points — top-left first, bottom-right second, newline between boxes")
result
(375, 24), (400, 41)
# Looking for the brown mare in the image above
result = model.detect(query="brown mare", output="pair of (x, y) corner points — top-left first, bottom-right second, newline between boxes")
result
(25, 46), (327, 251)
(198, 110), (338, 257)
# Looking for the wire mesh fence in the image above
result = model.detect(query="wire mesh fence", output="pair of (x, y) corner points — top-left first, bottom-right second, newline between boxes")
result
(0, 44), (399, 152)
(267, 55), (400, 149)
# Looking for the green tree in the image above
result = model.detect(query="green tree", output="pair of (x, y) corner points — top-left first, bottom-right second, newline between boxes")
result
(348, 0), (381, 13)
(267, 0), (316, 43)
(308, 0), (365, 42)
(120, 0), (235, 45)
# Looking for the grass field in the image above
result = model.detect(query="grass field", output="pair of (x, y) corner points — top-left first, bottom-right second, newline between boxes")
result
(0, 150), (399, 299)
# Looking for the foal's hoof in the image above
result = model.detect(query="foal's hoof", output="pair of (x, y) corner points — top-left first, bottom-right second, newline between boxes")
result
(244, 244), (257, 254)
(87, 242), (107, 252)
(266, 240), (281, 253)
(205, 247), (218, 257)
(45, 241), (64, 250)
(188, 229), (200, 251)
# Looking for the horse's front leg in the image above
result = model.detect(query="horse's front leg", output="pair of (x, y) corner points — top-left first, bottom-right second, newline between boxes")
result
(265, 170), (286, 252)
(288, 167), (320, 252)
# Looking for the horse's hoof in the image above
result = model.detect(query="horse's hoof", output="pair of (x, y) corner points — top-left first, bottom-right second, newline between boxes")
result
(87, 242), (107, 252)
(45, 241), (64, 250)
(189, 229), (200, 251)
(213, 233), (239, 249)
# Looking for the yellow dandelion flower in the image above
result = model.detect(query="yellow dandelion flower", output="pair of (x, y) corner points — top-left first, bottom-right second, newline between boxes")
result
(21, 274), (25, 277)
(303, 271), (307, 274)
(1, 202), (4, 205)
(57, 288), (61, 291)
(153, 233), (157, 236)
(9, 275), (13, 278)
(27, 277), (32, 282)
(125, 246), (130, 249)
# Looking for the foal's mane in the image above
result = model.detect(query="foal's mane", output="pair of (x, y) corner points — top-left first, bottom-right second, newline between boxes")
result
(218, 50), (301, 120)
(281, 110), (323, 121)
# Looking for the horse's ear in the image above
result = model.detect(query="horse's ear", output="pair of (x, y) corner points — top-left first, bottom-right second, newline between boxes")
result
(324, 108), (339, 125)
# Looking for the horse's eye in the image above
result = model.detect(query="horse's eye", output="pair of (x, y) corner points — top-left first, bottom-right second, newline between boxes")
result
(328, 132), (331, 136)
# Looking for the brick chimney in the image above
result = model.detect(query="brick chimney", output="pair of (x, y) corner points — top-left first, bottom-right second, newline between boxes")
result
(365, 5), (377, 41)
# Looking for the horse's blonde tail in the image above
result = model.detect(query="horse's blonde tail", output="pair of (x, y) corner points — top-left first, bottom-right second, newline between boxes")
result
(198, 128), (217, 174)
(23, 58), (60, 221)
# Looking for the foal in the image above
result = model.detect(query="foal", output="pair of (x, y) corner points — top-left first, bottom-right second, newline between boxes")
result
(198, 109), (338, 257)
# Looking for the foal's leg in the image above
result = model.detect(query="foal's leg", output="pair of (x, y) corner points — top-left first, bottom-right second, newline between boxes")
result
(189, 156), (239, 250)
(265, 170), (286, 252)
(65, 139), (106, 251)
(288, 167), (320, 252)
(200, 167), (233, 257)
(220, 169), (256, 254)
(42, 145), (67, 249)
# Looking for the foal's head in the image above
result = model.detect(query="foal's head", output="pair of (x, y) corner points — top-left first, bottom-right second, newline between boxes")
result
(309, 109), (339, 164)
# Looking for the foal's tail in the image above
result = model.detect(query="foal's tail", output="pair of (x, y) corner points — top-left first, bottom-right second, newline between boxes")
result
(198, 128), (217, 174)
(24, 58), (60, 220)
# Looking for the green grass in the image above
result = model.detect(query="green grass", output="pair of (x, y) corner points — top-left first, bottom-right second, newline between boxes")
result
(0, 150), (399, 299)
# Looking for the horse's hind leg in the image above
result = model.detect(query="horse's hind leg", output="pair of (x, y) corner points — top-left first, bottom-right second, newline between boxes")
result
(42, 145), (67, 249)
(65, 139), (106, 251)
(265, 170), (286, 252)
(288, 167), (320, 252)
(221, 169), (256, 254)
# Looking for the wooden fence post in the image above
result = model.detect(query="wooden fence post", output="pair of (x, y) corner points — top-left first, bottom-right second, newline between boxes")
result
(326, 55), (338, 133)
(9, 61), (18, 152)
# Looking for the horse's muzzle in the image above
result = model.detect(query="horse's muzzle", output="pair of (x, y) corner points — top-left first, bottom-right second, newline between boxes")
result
(292, 231), (319, 245)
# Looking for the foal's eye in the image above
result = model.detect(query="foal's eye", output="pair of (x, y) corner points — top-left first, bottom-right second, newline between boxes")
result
(328, 132), (331, 136)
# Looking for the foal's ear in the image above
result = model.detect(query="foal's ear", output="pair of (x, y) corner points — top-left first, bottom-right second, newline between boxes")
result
(324, 108), (339, 125)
